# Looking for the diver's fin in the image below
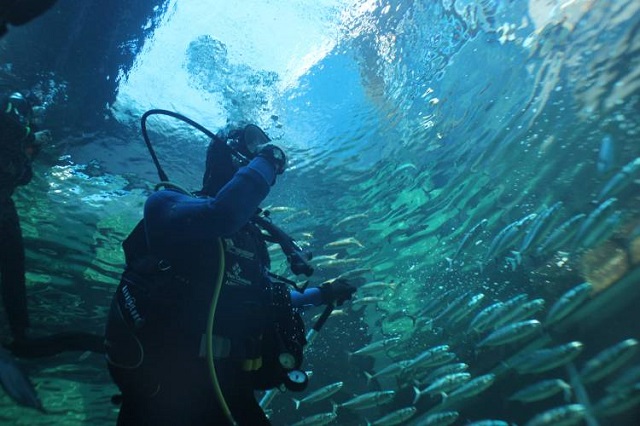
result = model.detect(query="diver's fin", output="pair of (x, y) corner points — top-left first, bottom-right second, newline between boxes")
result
(0, 347), (44, 412)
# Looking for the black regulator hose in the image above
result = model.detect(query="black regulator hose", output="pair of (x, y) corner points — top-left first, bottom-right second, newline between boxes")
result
(140, 109), (219, 182)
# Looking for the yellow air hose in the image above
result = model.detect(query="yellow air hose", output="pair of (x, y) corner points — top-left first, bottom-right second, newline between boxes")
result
(206, 238), (237, 425)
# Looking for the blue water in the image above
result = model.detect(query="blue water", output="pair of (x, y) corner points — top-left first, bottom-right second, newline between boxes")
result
(1, 0), (640, 424)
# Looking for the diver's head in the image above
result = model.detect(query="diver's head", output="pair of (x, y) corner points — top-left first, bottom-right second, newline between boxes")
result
(7, 92), (32, 120)
(200, 124), (273, 196)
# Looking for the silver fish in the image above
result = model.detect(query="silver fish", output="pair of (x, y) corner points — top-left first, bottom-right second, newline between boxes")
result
(505, 298), (545, 324)
(545, 282), (592, 325)
(0, 347), (44, 412)
(365, 360), (413, 384)
(411, 352), (457, 372)
(451, 218), (488, 261)
(292, 381), (344, 409)
(572, 197), (617, 249)
(485, 214), (537, 263)
(513, 342), (584, 374)
(449, 293), (485, 325)
(369, 406), (417, 426)
(467, 421), (509, 426)
(476, 320), (542, 348)
(447, 373), (495, 402)
(579, 338), (639, 383)
(535, 213), (586, 256)
(414, 411), (459, 426)
(337, 390), (395, 410)
(290, 412), (338, 426)
(593, 384), (640, 417)
(347, 337), (401, 360)
(414, 373), (471, 403)
(606, 364), (640, 393)
(490, 294), (531, 330)
(596, 157), (640, 201)
(519, 201), (563, 254)
(469, 302), (506, 333)
(509, 379), (572, 403)
(421, 363), (469, 385)
(524, 404), (585, 426)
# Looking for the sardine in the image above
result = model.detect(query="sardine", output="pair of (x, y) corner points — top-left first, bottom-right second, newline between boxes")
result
(421, 363), (469, 385)
(467, 421), (509, 426)
(290, 412), (338, 426)
(369, 406), (417, 426)
(476, 320), (542, 348)
(513, 342), (584, 374)
(451, 219), (488, 261)
(505, 298), (545, 324)
(413, 411), (459, 426)
(518, 202), (563, 254)
(347, 337), (401, 360)
(535, 213), (586, 256)
(524, 404), (586, 426)
(545, 282), (592, 325)
(573, 197), (620, 250)
(337, 390), (395, 410)
(413, 373), (471, 403)
(469, 302), (506, 333)
(509, 379), (572, 403)
(292, 381), (344, 409)
(579, 338), (639, 383)
(323, 237), (364, 249)
(446, 373), (495, 402)
(593, 384), (640, 417)
(596, 157), (640, 201)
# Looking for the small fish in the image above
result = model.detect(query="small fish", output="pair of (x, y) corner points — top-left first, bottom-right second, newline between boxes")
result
(469, 302), (506, 333)
(334, 213), (369, 229)
(364, 360), (413, 385)
(368, 406), (417, 426)
(579, 338), (639, 383)
(446, 374), (495, 402)
(323, 237), (364, 249)
(290, 412), (338, 426)
(490, 294), (531, 330)
(518, 202), (563, 254)
(593, 384), (640, 417)
(409, 345), (451, 369)
(606, 364), (640, 393)
(524, 404), (586, 426)
(413, 373), (471, 403)
(509, 379), (572, 403)
(337, 390), (395, 410)
(535, 213), (586, 256)
(451, 218), (488, 261)
(485, 214), (537, 263)
(513, 342), (584, 374)
(292, 381), (344, 409)
(597, 134), (615, 175)
(265, 206), (296, 213)
(347, 337), (401, 360)
(573, 197), (620, 250)
(546, 282), (592, 325)
(467, 421), (509, 426)
(0, 347), (44, 412)
(449, 293), (485, 325)
(505, 298), (545, 324)
(420, 363), (469, 385)
(476, 320), (542, 348)
(351, 296), (384, 306)
(359, 281), (398, 292)
(316, 258), (361, 269)
(312, 309), (346, 322)
(596, 157), (640, 201)
(413, 411), (459, 426)
(337, 267), (372, 279)
(312, 253), (340, 263)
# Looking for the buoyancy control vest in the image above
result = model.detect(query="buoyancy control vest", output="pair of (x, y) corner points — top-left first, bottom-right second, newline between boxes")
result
(110, 217), (306, 390)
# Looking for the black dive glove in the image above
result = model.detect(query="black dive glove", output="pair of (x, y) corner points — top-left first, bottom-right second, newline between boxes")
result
(319, 279), (357, 306)
(257, 144), (287, 175)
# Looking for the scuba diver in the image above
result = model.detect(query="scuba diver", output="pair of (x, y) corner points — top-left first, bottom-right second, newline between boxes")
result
(1, 91), (51, 346)
(104, 122), (356, 425)
(1, 0), (58, 37)
(1, 91), (104, 360)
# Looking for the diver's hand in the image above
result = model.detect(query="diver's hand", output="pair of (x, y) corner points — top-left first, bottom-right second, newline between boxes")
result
(257, 144), (287, 175)
(34, 130), (52, 144)
(319, 279), (357, 306)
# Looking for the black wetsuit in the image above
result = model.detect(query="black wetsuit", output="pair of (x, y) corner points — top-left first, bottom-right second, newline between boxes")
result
(0, 102), (34, 341)
(105, 157), (314, 425)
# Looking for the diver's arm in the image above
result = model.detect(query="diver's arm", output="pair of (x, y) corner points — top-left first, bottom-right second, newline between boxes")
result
(144, 157), (275, 241)
(290, 288), (323, 308)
